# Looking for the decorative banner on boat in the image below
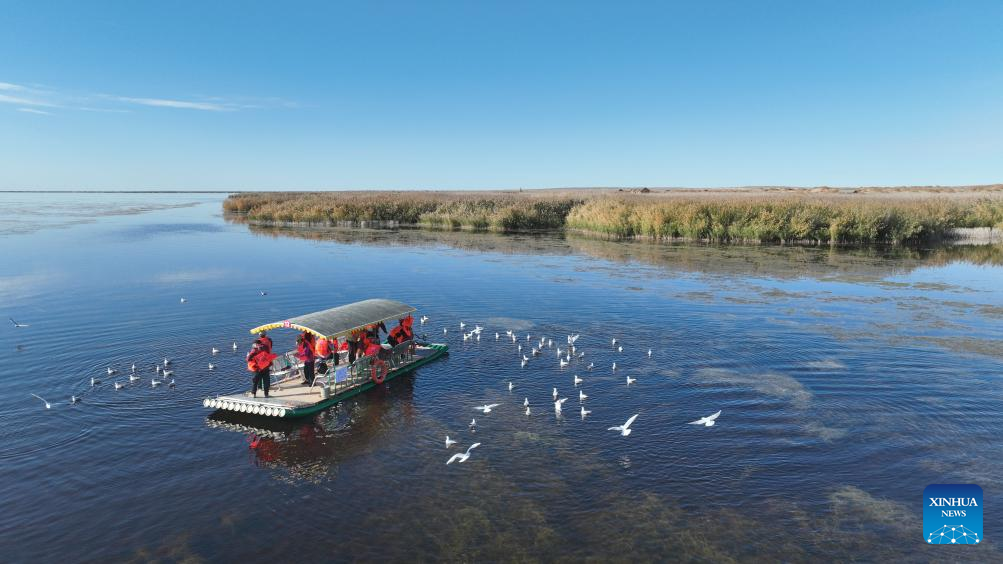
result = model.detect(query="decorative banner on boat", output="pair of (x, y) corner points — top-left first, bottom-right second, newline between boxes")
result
(924, 484), (982, 545)
(282, 320), (291, 328)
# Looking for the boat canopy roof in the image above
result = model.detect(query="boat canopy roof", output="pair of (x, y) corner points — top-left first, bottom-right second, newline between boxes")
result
(249, 299), (416, 339)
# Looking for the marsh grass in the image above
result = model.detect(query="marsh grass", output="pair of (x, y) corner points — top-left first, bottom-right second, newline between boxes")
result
(224, 188), (1003, 244)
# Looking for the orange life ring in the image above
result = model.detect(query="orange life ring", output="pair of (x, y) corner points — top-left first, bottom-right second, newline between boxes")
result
(370, 359), (388, 384)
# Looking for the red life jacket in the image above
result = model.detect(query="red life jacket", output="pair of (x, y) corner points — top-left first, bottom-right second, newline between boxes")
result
(247, 349), (276, 372)
(256, 336), (273, 353)
(314, 338), (330, 357)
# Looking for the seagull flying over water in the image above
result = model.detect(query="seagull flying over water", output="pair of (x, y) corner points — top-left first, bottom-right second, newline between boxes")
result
(445, 436), (457, 447)
(608, 414), (638, 436)
(474, 404), (500, 414)
(446, 442), (481, 465)
(10, 318), (30, 328)
(30, 393), (50, 409)
(554, 397), (568, 414)
(688, 410), (722, 427)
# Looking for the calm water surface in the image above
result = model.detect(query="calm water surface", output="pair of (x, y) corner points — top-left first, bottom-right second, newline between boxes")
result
(1, 193), (1001, 562)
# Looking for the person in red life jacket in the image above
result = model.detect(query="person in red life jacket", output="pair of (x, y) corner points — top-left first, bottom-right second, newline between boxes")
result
(246, 342), (277, 398)
(296, 333), (316, 386)
(255, 331), (273, 353)
(314, 334), (332, 360)
(401, 315), (414, 341)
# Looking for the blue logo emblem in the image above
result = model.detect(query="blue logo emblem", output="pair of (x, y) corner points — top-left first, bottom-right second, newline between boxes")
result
(924, 484), (983, 545)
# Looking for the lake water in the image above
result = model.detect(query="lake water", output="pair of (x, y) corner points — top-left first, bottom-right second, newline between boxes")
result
(1, 193), (1001, 562)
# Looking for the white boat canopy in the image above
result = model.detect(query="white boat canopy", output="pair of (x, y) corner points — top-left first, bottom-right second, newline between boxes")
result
(249, 299), (416, 339)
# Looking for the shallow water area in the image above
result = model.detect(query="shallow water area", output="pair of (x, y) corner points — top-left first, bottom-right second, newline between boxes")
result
(1, 193), (1001, 561)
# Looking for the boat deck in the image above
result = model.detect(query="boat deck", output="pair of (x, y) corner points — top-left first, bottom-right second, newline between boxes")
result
(204, 344), (445, 417)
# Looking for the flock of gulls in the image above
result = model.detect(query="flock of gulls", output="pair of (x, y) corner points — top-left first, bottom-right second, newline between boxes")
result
(18, 300), (246, 409)
(438, 320), (722, 466)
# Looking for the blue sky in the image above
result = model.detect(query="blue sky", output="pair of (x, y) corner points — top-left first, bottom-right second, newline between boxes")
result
(1, 1), (1001, 190)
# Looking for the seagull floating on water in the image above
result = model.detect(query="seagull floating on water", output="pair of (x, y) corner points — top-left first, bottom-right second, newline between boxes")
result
(525, 406), (531, 416)
(129, 373), (140, 382)
(474, 403), (500, 414)
(30, 393), (50, 409)
(495, 332), (500, 340)
(581, 406), (591, 418)
(459, 322), (466, 329)
(164, 358), (171, 366)
(232, 342), (238, 351)
(574, 375), (582, 386)
(559, 359), (569, 368)
(688, 410), (722, 427)
(260, 290), (267, 296)
(508, 381), (514, 392)
(579, 390), (587, 402)
(443, 328), (448, 335)
(114, 382), (125, 390)
(521, 359), (527, 368)
(618, 346), (623, 353)
(587, 362), (594, 371)
(420, 316), (429, 324)
(612, 338), (617, 347)
(612, 362), (617, 371)
(445, 436), (457, 447)
(446, 442), (481, 465)
(552, 387), (558, 400)
(523, 397), (529, 407)
(131, 363), (136, 372)
(626, 375), (636, 385)
(469, 418), (476, 428)
(107, 367), (117, 375)
(208, 363), (215, 370)
(211, 347), (219, 355)
(169, 379), (176, 388)
(9, 318), (30, 328)
(608, 414), (639, 436)
(69, 396), (79, 404)
(163, 370), (173, 377)
(91, 377), (100, 386)
(151, 378), (162, 387)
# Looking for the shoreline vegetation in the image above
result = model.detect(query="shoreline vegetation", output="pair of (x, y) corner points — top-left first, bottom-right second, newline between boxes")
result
(223, 186), (1003, 245)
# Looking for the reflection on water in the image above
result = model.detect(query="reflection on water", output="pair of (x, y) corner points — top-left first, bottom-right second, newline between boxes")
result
(2, 193), (1001, 562)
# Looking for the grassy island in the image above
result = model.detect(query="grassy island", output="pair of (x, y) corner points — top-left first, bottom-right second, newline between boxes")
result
(224, 186), (1003, 245)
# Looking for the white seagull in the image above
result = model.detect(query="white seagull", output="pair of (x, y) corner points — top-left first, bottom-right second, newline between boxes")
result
(131, 363), (136, 372)
(114, 381), (125, 390)
(9, 318), (30, 328)
(618, 346), (623, 353)
(90, 377), (100, 386)
(129, 373), (140, 382)
(579, 390), (587, 402)
(180, 297), (187, 303)
(612, 338), (617, 347)
(232, 342), (238, 351)
(459, 321), (466, 329)
(106, 367), (117, 375)
(559, 359), (569, 368)
(554, 397), (568, 414)
(69, 396), (79, 404)
(523, 397), (529, 407)
(446, 442), (481, 465)
(163, 370), (173, 377)
(608, 414), (639, 436)
(574, 375), (582, 386)
(211, 347), (219, 355)
(151, 378), (162, 387)
(552, 387), (558, 400)
(445, 436), (457, 447)
(30, 393), (50, 409)
(508, 381), (514, 392)
(647, 349), (652, 358)
(612, 362), (617, 371)
(470, 418), (476, 428)
(208, 363), (215, 370)
(521, 359), (527, 368)
(164, 358), (171, 366)
(581, 406), (591, 418)
(626, 375), (636, 385)
(525, 406), (531, 416)
(587, 362), (594, 371)
(420, 315), (429, 324)
(443, 328), (448, 335)
(474, 404), (500, 414)
(522, 354), (529, 362)
(688, 410), (722, 427)
(505, 330), (512, 337)
(495, 332), (500, 340)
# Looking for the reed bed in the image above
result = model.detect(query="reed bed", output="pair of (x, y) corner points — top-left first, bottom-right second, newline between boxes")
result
(224, 189), (1003, 244)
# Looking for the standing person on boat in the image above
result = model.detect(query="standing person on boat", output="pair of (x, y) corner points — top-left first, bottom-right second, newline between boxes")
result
(348, 330), (362, 364)
(246, 342), (277, 398)
(314, 334), (332, 360)
(297, 333), (316, 385)
(255, 331), (273, 353)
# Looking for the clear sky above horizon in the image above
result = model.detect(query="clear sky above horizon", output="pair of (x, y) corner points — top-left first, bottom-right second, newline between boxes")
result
(2, 1), (1001, 191)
